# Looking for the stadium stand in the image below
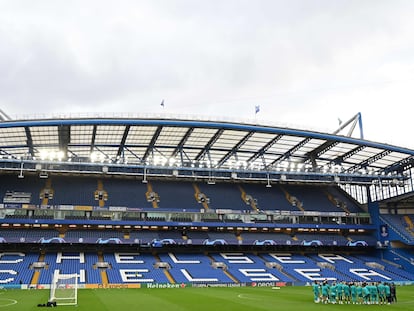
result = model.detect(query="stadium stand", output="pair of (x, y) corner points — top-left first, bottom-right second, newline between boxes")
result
(0, 113), (414, 289)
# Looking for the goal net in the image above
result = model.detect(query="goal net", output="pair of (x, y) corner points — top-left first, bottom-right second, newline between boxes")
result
(49, 272), (78, 306)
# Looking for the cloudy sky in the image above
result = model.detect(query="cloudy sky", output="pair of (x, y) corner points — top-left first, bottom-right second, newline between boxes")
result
(1, 0), (414, 148)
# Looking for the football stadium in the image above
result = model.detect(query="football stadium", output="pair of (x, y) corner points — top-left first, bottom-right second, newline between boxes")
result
(0, 112), (414, 309)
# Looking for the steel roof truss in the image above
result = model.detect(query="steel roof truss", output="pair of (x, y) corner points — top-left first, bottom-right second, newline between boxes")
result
(178, 148), (193, 167)
(93, 146), (111, 161)
(332, 145), (366, 166)
(116, 125), (131, 161)
(195, 128), (224, 161)
(58, 125), (70, 161)
(90, 125), (97, 154)
(142, 126), (162, 162)
(246, 134), (283, 163)
(122, 146), (144, 163)
(24, 127), (34, 157)
(216, 131), (253, 167)
(268, 136), (312, 168)
(315, 141), (341, 158)
(171, 127), (194, 158)
(381, 156), (414, 175)
(346, 149), (392, 173)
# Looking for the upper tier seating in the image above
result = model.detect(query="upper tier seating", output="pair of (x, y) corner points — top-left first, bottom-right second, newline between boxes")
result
(0, 175), (365, 214)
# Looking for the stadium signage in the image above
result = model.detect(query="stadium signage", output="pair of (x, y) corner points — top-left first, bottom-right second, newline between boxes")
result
(176, 222), (193, 226)
(97, 284), (130, 289)
(145, 283), (185, 289)
(88, 284), (141, 289)
(251, 282), (286, 287)
(192, 283), (246, 288)
(4, 204), (22, 209)
(109, 206), (127, 211)
(59, 205), (74, 210)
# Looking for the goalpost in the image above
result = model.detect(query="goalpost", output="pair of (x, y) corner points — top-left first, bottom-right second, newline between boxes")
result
(49, 272), (79, 306)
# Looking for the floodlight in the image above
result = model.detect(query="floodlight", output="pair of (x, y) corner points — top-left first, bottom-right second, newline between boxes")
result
(40, 150), (48, 160)
(48, 151), (56, 161)
(90, 152), (98, 162)
(57, 151), (64, 161)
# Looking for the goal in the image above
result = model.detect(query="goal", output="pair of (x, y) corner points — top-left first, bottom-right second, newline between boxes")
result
(49, 272), (78, 306)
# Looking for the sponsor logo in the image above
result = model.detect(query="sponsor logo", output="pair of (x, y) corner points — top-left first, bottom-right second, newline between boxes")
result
(251, 282), (286, 287)
(146, 283), (184, 289)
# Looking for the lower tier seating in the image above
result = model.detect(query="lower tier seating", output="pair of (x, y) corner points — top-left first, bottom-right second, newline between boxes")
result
(0, 251), (413, 286)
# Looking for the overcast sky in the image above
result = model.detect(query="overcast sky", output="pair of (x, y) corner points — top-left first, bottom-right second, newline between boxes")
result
(1, 0), (414, 148)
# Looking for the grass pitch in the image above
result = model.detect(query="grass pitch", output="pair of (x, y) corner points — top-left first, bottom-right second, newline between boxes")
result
(1, 286), (413, 311)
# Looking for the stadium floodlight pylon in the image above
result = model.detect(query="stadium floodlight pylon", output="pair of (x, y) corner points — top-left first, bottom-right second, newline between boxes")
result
(49, 271), (79, 306)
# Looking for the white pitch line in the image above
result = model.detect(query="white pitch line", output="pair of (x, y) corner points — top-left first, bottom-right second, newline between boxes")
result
(237, 294), (262, 300)
(0, 298), (18, 308)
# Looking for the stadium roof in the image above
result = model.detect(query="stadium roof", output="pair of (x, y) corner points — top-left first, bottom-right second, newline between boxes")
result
(0, 114), (413, 187)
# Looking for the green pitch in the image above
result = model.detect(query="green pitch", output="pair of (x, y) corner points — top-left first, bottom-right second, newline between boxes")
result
(1, 286), (413, 311)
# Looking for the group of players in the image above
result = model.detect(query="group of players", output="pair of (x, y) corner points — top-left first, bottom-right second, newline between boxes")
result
(312, 280), (397, 305)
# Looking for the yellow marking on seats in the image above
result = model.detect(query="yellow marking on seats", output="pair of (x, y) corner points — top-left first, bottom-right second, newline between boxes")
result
(30, 271), (41, 286)
(145, 182), (159, 208)
(238, 185), (258, 212)
(325, 190), (350, 214)
(95, 180), (108, 207)
(41, 179), (54, 206)
(404, 215), (414, 229)
(206, 253), (239, 283)
(30, 252), (46, 286)
(223, 269), (239, 283)
(97, 252), (109, 286)
(193, 183), (209, 209)
(154, 254), (175, 283)
(280, 186), (304, 212)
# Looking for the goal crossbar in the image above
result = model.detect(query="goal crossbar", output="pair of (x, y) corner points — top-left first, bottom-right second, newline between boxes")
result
(49, 272), (79, 306)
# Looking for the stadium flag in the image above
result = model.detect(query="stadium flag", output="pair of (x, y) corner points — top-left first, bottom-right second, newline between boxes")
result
(160, 99), (165, 108)
(255, 105), (260, 114)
